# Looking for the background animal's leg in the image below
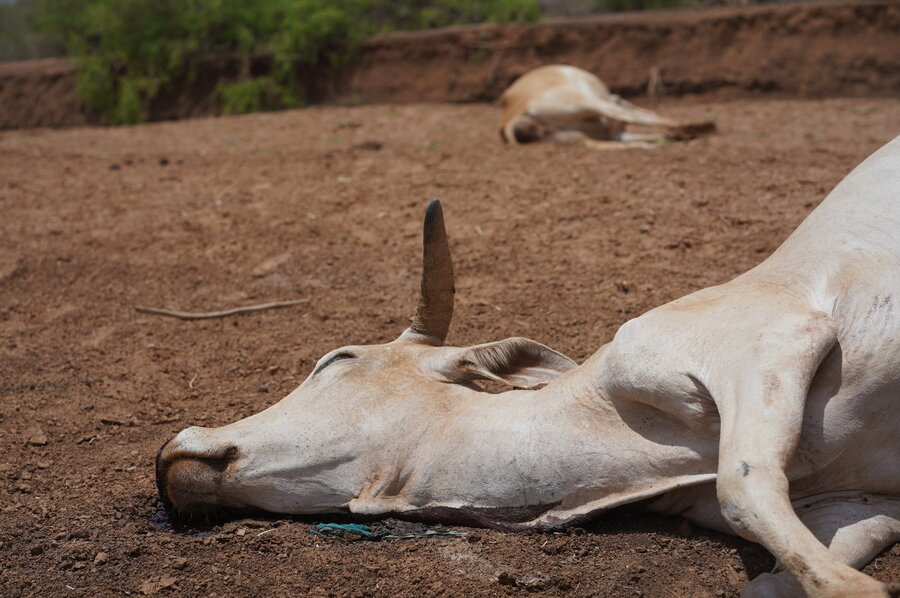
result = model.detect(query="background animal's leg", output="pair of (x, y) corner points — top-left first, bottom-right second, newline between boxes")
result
(607, 94), (679, 125)
(552, 131), (655, 150)
(619, 131), (667, 143)
(712, 314), (888, 597)
(607, 93), (716, 140)
(742, 495), (900, 598)
(578, 137), (656, 151)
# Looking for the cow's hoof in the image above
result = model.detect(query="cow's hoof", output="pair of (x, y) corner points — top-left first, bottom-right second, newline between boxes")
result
(741, 572), (801, 598)
(744, 572), (891, 598)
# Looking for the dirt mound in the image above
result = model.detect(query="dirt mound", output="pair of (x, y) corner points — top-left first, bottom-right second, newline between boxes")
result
(1, 95), (898, 596)
(0, 59), (86, 129)
(1, 1), (898, 130)
(348, 0), (900, 103)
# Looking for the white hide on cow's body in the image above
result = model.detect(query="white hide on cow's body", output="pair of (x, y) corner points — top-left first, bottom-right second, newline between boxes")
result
(156, 137), (900, 598)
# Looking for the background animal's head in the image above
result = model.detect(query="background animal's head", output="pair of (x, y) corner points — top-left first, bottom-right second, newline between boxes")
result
(155, 200), (576, 517)
(501, 115), (550, 144)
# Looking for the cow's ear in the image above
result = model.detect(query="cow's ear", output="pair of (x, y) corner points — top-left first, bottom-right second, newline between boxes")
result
(444, 337), (577, 390)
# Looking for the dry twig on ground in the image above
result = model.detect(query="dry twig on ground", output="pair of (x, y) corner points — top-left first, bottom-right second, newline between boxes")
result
(134, 299), (309, 320)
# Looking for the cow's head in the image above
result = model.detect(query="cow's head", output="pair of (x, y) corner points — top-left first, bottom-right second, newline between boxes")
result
(155, 200), (576, 517)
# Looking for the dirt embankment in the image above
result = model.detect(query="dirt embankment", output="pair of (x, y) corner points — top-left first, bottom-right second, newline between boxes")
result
(1, 0), (898, 130)
(348, 0), (900, 103)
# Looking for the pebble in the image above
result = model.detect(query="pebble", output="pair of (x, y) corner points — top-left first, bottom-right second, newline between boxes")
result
(68, 529), (90, 540)
(94, 552), (108, 565)
(140, 575), (177, 595)
(25, 427), (48, 446)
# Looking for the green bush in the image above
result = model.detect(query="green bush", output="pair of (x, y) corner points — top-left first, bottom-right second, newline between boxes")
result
(220, 77), (296, 115)
(34, 0), (540, 124)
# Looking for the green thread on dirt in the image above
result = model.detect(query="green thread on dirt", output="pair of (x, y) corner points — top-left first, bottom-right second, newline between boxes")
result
(310, 523), (375, 538)
(310, 523), (468, 541)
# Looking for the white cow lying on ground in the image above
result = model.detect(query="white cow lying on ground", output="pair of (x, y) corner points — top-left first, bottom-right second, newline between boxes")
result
(500, 65), (716, 148)
(156, 137), (900, 597)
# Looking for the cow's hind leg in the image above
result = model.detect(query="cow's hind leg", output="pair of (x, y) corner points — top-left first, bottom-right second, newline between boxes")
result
(711, 312), (889, 597)
(743, 493), (900, 598)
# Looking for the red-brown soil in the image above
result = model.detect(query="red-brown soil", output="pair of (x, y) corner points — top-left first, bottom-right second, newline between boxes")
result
(1, 96), (899, 597)
(2, 1), (899, 130)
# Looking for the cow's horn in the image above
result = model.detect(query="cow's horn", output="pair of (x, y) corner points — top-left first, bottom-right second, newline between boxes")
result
(403, 199), (455, 344)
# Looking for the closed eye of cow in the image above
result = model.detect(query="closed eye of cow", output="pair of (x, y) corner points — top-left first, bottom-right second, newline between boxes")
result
(313, 352), (356, 376)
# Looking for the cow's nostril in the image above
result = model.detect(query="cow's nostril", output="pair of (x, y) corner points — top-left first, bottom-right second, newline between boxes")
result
(204, 446), (238, 473)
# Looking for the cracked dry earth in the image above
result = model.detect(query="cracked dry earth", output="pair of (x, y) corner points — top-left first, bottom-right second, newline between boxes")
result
(1, 96), (899, 597)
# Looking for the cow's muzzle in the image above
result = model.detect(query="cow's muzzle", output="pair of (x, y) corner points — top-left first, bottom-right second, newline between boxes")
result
(155, 430), (238, 516)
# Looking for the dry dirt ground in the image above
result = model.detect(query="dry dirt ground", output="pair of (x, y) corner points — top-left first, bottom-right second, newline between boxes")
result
(1, 97), (899, 597)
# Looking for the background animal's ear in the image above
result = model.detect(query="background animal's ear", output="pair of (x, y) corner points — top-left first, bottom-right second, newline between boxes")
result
(445, 337), (577, 389)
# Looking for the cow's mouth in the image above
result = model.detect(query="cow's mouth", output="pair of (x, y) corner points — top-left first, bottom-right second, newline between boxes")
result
(155, 437), (175, 512)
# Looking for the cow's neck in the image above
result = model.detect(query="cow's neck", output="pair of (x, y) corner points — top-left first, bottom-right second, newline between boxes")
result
(353, 345), (720, 528)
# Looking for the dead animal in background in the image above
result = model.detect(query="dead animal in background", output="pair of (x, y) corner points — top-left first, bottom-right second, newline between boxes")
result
(499, 65), (716, 149)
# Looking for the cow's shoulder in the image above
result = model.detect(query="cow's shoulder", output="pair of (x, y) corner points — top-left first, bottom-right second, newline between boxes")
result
(597, 282), (836, 435)
(598, 304), (721, 436)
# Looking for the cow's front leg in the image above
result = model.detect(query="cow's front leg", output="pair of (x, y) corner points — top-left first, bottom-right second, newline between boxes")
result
(716, 385), (888, 596)
(712, 315), (887, 597)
